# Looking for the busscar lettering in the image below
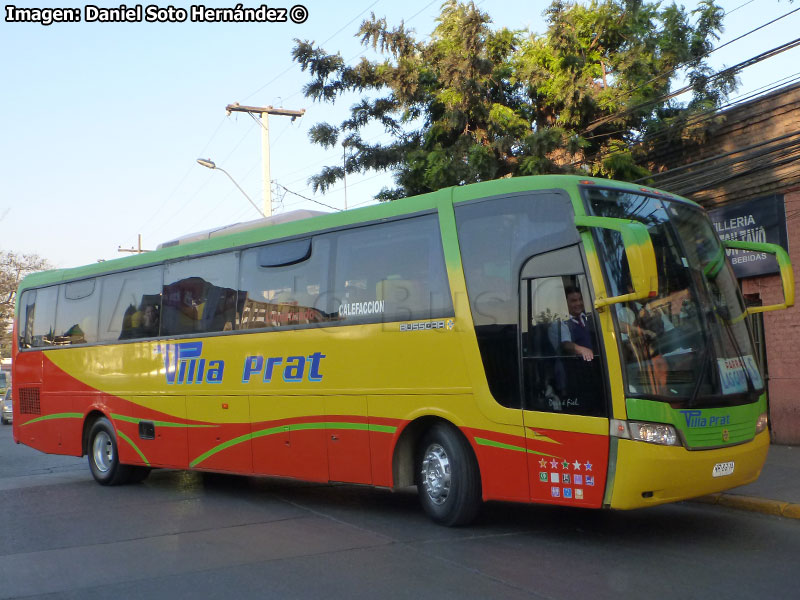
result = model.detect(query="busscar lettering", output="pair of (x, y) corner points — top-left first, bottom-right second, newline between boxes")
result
(5, 5), (81, 26)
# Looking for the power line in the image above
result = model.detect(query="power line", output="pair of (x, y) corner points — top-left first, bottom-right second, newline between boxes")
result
(274, 183), (342, 211)
(241, 0), (382, 102)
(725, 0), (756, 15)
(137, 115), (229, 235)
(583, 37), (800, 134)
(595, 6), (800, 119)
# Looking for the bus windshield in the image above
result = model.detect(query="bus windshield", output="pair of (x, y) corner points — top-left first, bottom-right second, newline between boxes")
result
(584, 186), (763, 406)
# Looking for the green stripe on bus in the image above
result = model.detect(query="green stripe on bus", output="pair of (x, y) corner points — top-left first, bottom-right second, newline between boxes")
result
(111, 413), (214, 428)
(190, 421), (396, 467)
(20, 413), (83, 426)
(117, 430), (150, 466)
(368, 424), (397, 434)
(474, 436), (555, 458)
(474, 437), (527, 453)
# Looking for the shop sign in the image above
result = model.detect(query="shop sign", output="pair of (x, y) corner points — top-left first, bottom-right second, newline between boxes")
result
(709, 195), (788, 278)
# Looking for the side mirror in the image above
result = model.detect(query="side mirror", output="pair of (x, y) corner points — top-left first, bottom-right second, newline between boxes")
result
(574, 216), (659, 308)
(723, 240), (795, 313)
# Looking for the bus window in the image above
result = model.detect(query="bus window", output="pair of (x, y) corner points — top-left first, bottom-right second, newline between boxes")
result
(99, 266), (163, 342)
(238, 237), (332, 330)
(54, 279), (100, 345)
(162, 253), (239, 336)
(19, 286), (58, 348)
(17, 290), (37, 349)
(333, 215), (452, 324)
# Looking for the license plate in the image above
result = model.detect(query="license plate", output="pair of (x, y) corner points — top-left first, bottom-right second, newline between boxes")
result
(712, 461), (735, 478)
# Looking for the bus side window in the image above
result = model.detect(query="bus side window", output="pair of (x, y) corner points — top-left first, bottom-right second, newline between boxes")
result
(22, 286), (58, 348)
(54, 279), (100, 345)
(238, 237), (332, 330)
(99, 266), (164, 342)
(18, 290), (38, 349)
(162, 253), (238, 336)
(332, 215), (452, 324)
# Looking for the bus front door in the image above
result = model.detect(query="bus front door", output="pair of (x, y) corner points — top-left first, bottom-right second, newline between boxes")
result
(519, 246), (610, 508)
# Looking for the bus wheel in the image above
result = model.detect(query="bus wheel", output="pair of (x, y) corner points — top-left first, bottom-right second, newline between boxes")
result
(417, 423), (481, 526)
(87, 417), (132, 486)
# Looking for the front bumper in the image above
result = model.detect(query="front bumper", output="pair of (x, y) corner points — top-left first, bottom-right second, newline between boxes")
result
(609, 430), (770, 509)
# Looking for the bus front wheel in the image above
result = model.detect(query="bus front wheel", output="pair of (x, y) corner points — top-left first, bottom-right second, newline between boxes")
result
(417, 423), (481, 526)
(87, 417), (134, 486)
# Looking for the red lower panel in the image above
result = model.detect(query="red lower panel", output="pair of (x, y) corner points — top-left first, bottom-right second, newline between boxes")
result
(327, 426), (371, 484)
(464, 428), (530, 502)
(290, 428), (328, 482)
(526, 428), (610, 508)
(189, 422), (253, 473)
(114, 414), (189, 469)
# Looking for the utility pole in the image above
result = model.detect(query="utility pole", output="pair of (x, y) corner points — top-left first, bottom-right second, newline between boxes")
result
(118, 234), (152, 254)
(343, 141), (348, 211)
(225, 103), (305, 217)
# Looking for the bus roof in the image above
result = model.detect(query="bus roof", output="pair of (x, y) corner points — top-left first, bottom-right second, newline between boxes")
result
(16, 175), (697, 295)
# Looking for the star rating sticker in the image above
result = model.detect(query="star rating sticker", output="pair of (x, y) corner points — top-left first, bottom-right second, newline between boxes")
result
(550, 458), (559, 469)
(573, 460), (582, 470)
(584, 460), (593, 471)
(562, 459), (570, 469)
(539, 458), (548, 468)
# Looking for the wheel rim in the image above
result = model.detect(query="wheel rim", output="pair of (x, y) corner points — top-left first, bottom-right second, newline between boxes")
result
(93, 431), (114, 473)
(421, 443), (451, 505)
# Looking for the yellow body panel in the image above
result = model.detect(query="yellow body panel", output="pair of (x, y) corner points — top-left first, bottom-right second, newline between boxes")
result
(609, 430), (770, 509)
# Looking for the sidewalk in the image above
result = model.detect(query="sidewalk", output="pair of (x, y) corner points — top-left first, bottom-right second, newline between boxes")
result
(693, 444), (800, 518)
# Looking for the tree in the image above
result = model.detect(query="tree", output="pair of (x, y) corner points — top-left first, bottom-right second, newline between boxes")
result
(1, 251), (51, 358)
(292, 0), (733, 199)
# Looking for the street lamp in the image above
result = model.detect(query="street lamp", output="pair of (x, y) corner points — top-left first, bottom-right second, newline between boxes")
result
(196, 158), (266, 217)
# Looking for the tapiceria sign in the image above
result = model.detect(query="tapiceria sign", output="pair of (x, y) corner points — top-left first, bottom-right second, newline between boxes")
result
(709, 195), (789, 278)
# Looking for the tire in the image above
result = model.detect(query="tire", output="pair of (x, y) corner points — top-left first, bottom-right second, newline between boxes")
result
(87, 417), (133, 485)
(416, 423), (482, 526)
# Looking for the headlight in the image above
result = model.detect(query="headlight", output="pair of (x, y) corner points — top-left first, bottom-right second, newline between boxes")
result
(755, 412), (769, 434)
(611, 419), (682, 446)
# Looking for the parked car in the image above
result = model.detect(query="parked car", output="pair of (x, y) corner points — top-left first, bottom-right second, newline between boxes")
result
(1, 389), (11, 424)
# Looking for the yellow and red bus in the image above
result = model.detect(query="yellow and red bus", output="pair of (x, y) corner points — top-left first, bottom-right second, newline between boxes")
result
(11, 175), (794, 525)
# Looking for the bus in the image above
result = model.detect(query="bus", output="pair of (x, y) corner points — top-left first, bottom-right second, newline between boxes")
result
(11, 175), (794, 526)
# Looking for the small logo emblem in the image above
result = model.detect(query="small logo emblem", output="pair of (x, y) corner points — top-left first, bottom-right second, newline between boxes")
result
(722, 429), (730, 442)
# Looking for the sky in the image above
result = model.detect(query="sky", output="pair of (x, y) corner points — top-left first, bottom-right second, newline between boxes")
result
(1, 0), (798, 268)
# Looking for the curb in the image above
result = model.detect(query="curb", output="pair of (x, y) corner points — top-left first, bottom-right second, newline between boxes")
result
(692, 493), (800, 519)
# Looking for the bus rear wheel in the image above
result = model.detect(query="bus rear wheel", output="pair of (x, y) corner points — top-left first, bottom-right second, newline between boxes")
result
(87, 417), (134, 486)
(417, 423), (481, 526)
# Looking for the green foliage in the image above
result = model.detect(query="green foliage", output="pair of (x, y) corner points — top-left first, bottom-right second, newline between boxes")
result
(293, 0), (733, 199)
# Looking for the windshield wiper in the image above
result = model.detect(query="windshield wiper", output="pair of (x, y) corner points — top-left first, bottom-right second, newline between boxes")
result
(688, 331), (713, 408)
